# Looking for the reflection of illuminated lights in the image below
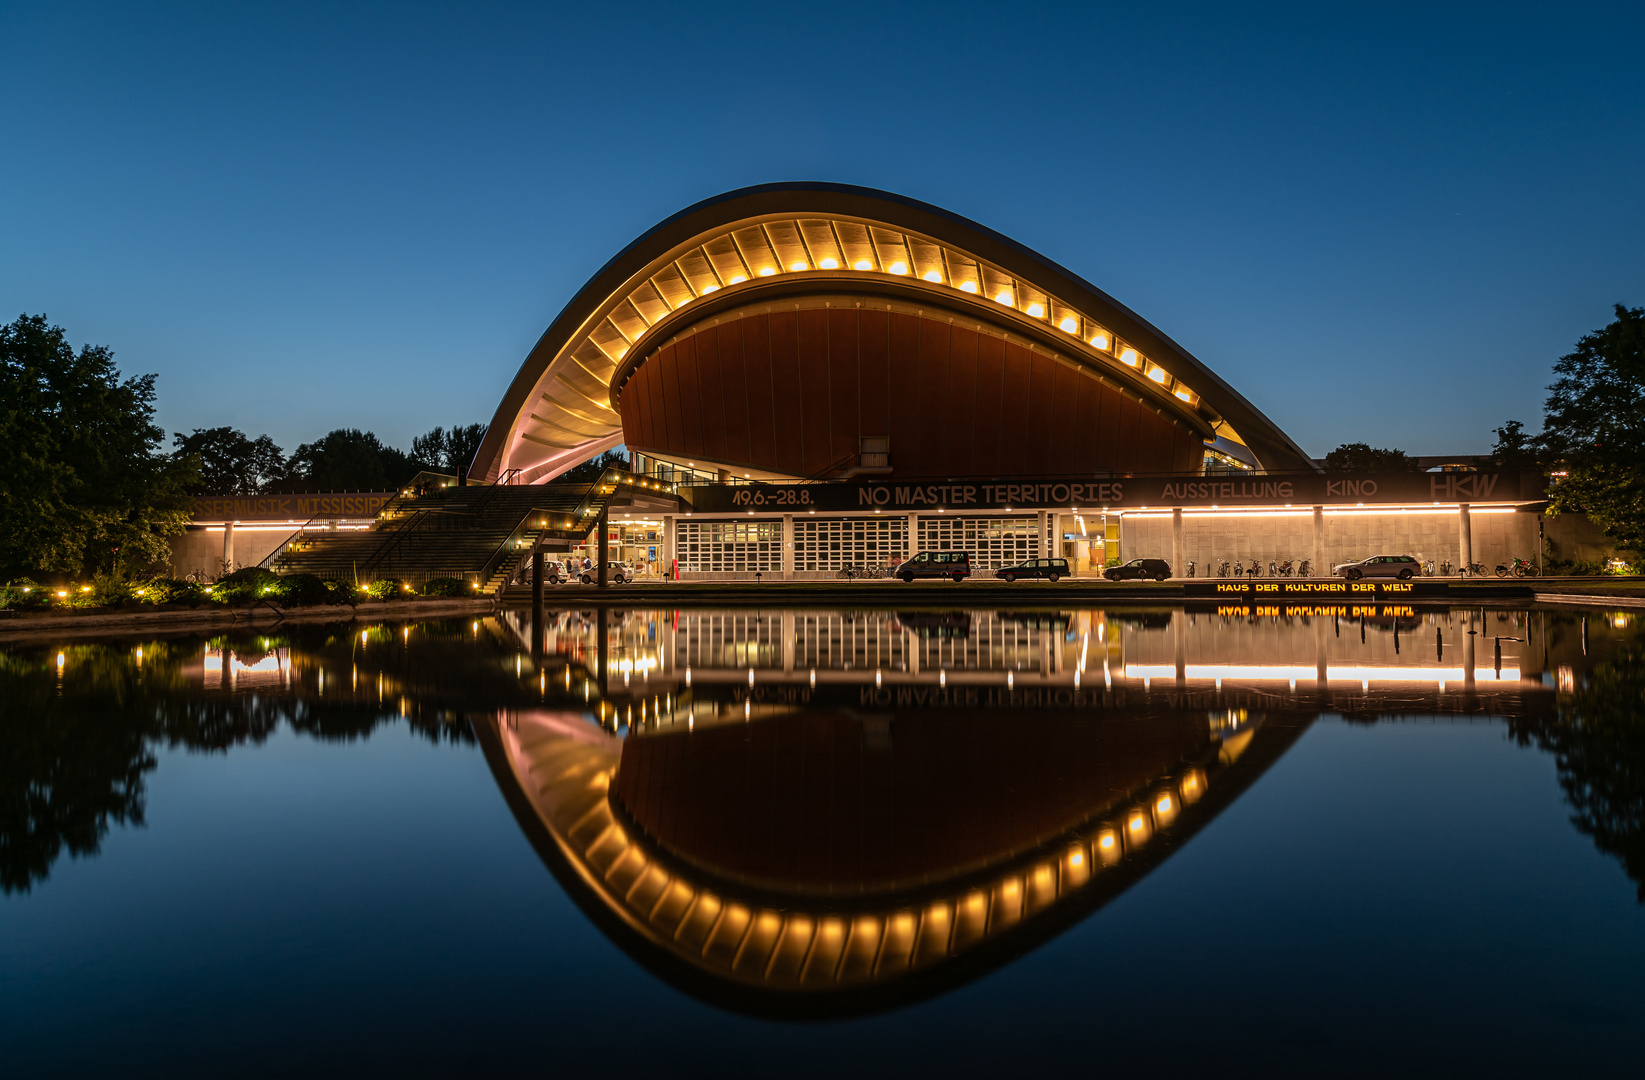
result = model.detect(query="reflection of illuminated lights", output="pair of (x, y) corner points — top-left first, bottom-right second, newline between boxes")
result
(56, 652), (65, 671)
(1613, 614), (1629, 629)
(1126, 663), (1522, 684)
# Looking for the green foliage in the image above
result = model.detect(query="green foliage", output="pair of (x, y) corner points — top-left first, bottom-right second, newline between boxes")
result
(418, 577), (471, 597)
(1323, 443), (1419, 472)
(172, 426), (287, 494)
(1539, 305), (1645, 554)
(0, 314), (195, 579)
(559, 448), (629, 484)
(1511, 641), (1645, 901)
(364, 577), (406, 601)
(1490, 420), (1543, 469)
(323, 579), (358, 605)
(140, 578), (205, 606)
(0, 580), (49, 611)
(272, 573), (335, 606)
(410, 423), (488, 478)
(280, 428), (417, 492)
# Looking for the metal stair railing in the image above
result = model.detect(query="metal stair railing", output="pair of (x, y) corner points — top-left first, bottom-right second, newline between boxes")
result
(257, 513), (330, 571)
(466, 468), (522, 519)
(478, 506), (561, 593)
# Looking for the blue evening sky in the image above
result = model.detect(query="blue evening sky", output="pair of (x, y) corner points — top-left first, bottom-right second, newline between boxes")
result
(3, 2), (1641, 458)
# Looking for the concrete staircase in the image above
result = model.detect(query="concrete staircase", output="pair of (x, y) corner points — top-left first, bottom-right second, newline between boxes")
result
(268, 469), (634, 592)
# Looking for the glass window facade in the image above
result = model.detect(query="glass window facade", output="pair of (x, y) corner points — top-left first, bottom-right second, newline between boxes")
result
(795, 517), (908, 572)
(916, 515), (1042, 570)
(676, 520), (780, 573)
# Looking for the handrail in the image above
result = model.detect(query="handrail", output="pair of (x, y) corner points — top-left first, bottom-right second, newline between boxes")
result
(477, 506), (559, 589)
(566, 465), (630, 523)
(467, 468), (522, 518)
(801, 452), (858, 482)
(358, 508), (432, 576)
(256, 513), (328, 570)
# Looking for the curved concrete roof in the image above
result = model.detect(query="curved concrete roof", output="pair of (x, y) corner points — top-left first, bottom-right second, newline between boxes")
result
(474, 183), (1315, 483)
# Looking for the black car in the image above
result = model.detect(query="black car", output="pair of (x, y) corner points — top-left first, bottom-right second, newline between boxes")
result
(994, 558), (1070, 583)
(1104, 558), (1172, 582)
(899, 551), (972, 582)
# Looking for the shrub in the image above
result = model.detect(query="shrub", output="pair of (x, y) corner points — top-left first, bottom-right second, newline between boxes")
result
(274, 573), (335, 606)
(143, 578), (205, 606)
(364, 578), (404, 601)
(1, 579), (50, 611)
(419, 577), (471, 597)
(323, 579), (358, 605)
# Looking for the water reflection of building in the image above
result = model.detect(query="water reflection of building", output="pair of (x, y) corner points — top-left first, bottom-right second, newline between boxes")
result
(497, 605), (1552, 729)
(478, 699), (1304, 1016)
(476, 603), (1567, 1014)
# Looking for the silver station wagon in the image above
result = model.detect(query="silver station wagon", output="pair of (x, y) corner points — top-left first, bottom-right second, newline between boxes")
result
(1332, 555), (1420, 581)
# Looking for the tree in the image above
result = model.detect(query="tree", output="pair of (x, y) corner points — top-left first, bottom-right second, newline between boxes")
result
(0, 314), (195, 578)
(172, 426), (287, 494)
(1322, 443), (1419, 472)
(1490, 419), (1543, 469)
(558, 449), (629, 484)
(1509, 640), (1645, 902)
(1539, 305), (1645, 553)
(410, 422), (487, 477)
(282, 429), (416, 491)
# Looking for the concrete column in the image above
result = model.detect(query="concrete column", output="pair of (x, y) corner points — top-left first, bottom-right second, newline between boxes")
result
(1171, 508), (1184, 579)
(1463, 610), (1476, 691)
(1038, 511), (1051, 559)
(222, 522), (235, 578)
(532, 550), (543, 608)
(1458, 504), (1473, 573)
(908, 514), (919, 558)
(662, 515), (675, 578)
(1312, 506), (1325, 576)
(782, 514), (795, 580)
(597, 506), (608, 588)
(781, 611), (795, 673)
(1173, 609), (1186, 688)
(1315, 615), (1329, 690)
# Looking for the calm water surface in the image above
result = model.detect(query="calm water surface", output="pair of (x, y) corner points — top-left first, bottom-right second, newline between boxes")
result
(2, 603), (1643, 1077)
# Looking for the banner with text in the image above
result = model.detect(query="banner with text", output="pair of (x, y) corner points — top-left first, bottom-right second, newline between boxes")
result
(680, 470), (1543, 514)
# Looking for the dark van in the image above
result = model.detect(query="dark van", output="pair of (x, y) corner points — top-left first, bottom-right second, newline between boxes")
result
(899, 551), (972, 582)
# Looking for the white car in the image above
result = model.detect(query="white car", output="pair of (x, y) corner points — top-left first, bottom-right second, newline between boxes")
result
(579, 561), (632, 584)
(1333, 555), (1420, 581)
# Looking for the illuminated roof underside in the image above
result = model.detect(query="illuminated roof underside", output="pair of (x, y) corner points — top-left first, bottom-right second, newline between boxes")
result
(476, 184), (1314, 483)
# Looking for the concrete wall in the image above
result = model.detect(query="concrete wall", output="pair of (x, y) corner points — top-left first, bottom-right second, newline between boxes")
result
(168, 526), (297, 580)
(1122, 508), (1539, 574)
(1544, 513), (1623, 566)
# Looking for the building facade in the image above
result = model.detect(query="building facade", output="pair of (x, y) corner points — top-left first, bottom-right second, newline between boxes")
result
(475, 184), (1546, 579)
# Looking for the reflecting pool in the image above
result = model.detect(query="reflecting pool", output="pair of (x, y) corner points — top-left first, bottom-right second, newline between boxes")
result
(3, 604), (1643, 1076)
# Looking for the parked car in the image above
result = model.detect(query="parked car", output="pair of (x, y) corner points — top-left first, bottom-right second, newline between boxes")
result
(1104, 558), (1172, 582)
(1332, 554), (1420, 581)
(995, 558), (1070, 583)
(899, 551), (972, 582)
(580, 561), (633, 584)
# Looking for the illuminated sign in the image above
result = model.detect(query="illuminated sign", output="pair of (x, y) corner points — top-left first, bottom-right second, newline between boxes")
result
(1184, 581), (1449, 598)
(190, 492), (395, 522)
(682, 470), (1542, 514)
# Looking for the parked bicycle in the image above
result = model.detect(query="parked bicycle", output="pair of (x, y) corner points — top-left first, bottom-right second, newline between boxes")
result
(1217, 560), (1231, 577)
(1278, 559), (1294, 576)
(1186, 560), (1196, 578)
(1496, 557), (1541, 577)
(1249, 559), (1262, 577)
(1297, 560), (1312, 577)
